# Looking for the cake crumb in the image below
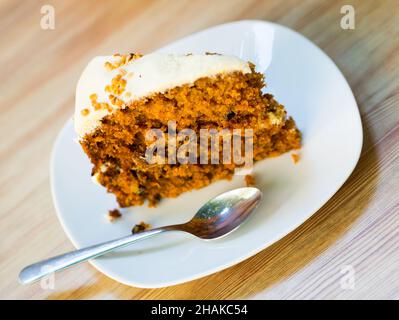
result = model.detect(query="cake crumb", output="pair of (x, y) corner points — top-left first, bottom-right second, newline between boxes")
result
(104, 61), (113, 71)
(104, 53), (143, 71)
(244, 174), (256, 187)
(128, 52), (143, 62)
(291, 153), (300, 164)
(81, 108), (90, 116)
(132, 221), (151, 234)
(107, 209), (122, 222)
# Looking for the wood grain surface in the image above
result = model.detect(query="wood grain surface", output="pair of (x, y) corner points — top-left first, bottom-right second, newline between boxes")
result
(1, 0), (398, 300)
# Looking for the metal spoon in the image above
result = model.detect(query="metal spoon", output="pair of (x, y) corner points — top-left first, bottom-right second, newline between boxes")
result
(19, 187), (262, 285)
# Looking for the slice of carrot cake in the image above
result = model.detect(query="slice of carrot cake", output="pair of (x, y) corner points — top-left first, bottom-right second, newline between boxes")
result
(74, 53), (301, 207)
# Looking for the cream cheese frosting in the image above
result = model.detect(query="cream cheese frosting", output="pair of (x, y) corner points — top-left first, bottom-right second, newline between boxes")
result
(74, 53), (251, 138)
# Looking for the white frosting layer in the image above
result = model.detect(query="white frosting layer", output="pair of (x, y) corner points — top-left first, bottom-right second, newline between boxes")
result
(74, 53), (251, 138)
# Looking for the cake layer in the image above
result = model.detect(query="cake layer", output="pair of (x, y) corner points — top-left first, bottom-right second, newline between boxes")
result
(79, 66), (301, 207)
(74, 53), (251, 138)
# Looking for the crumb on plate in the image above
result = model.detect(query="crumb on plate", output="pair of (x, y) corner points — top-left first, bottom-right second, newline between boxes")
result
(244, 174), (256, 187)
(132, 221), (151, 234)
(107, 209), (122, 222)
(291, 153), (300, 164)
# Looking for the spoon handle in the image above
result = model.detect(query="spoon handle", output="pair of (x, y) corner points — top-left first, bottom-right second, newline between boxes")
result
(19, 227), (170, 285)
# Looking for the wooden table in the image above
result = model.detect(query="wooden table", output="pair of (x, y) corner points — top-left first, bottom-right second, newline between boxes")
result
(1, 0), (398, 300)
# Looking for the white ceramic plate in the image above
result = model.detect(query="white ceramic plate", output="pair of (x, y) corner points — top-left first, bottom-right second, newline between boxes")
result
(51, 20), (362, 288)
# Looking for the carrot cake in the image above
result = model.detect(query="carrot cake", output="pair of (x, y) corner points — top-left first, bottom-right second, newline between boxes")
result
(74, 53), (301, 207)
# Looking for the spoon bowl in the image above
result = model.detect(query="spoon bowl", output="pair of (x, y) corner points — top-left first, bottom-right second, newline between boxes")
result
(181, 187), (262, 239)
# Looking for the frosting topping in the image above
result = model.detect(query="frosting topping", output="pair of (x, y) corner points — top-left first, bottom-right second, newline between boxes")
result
(74, 53), (251, 138)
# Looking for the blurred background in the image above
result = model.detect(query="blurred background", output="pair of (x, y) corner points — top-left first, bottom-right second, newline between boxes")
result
(1, 0), (398, 299)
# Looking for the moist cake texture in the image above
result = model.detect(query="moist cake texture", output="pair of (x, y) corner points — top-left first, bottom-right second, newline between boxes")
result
(75, 53), (301, 207)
